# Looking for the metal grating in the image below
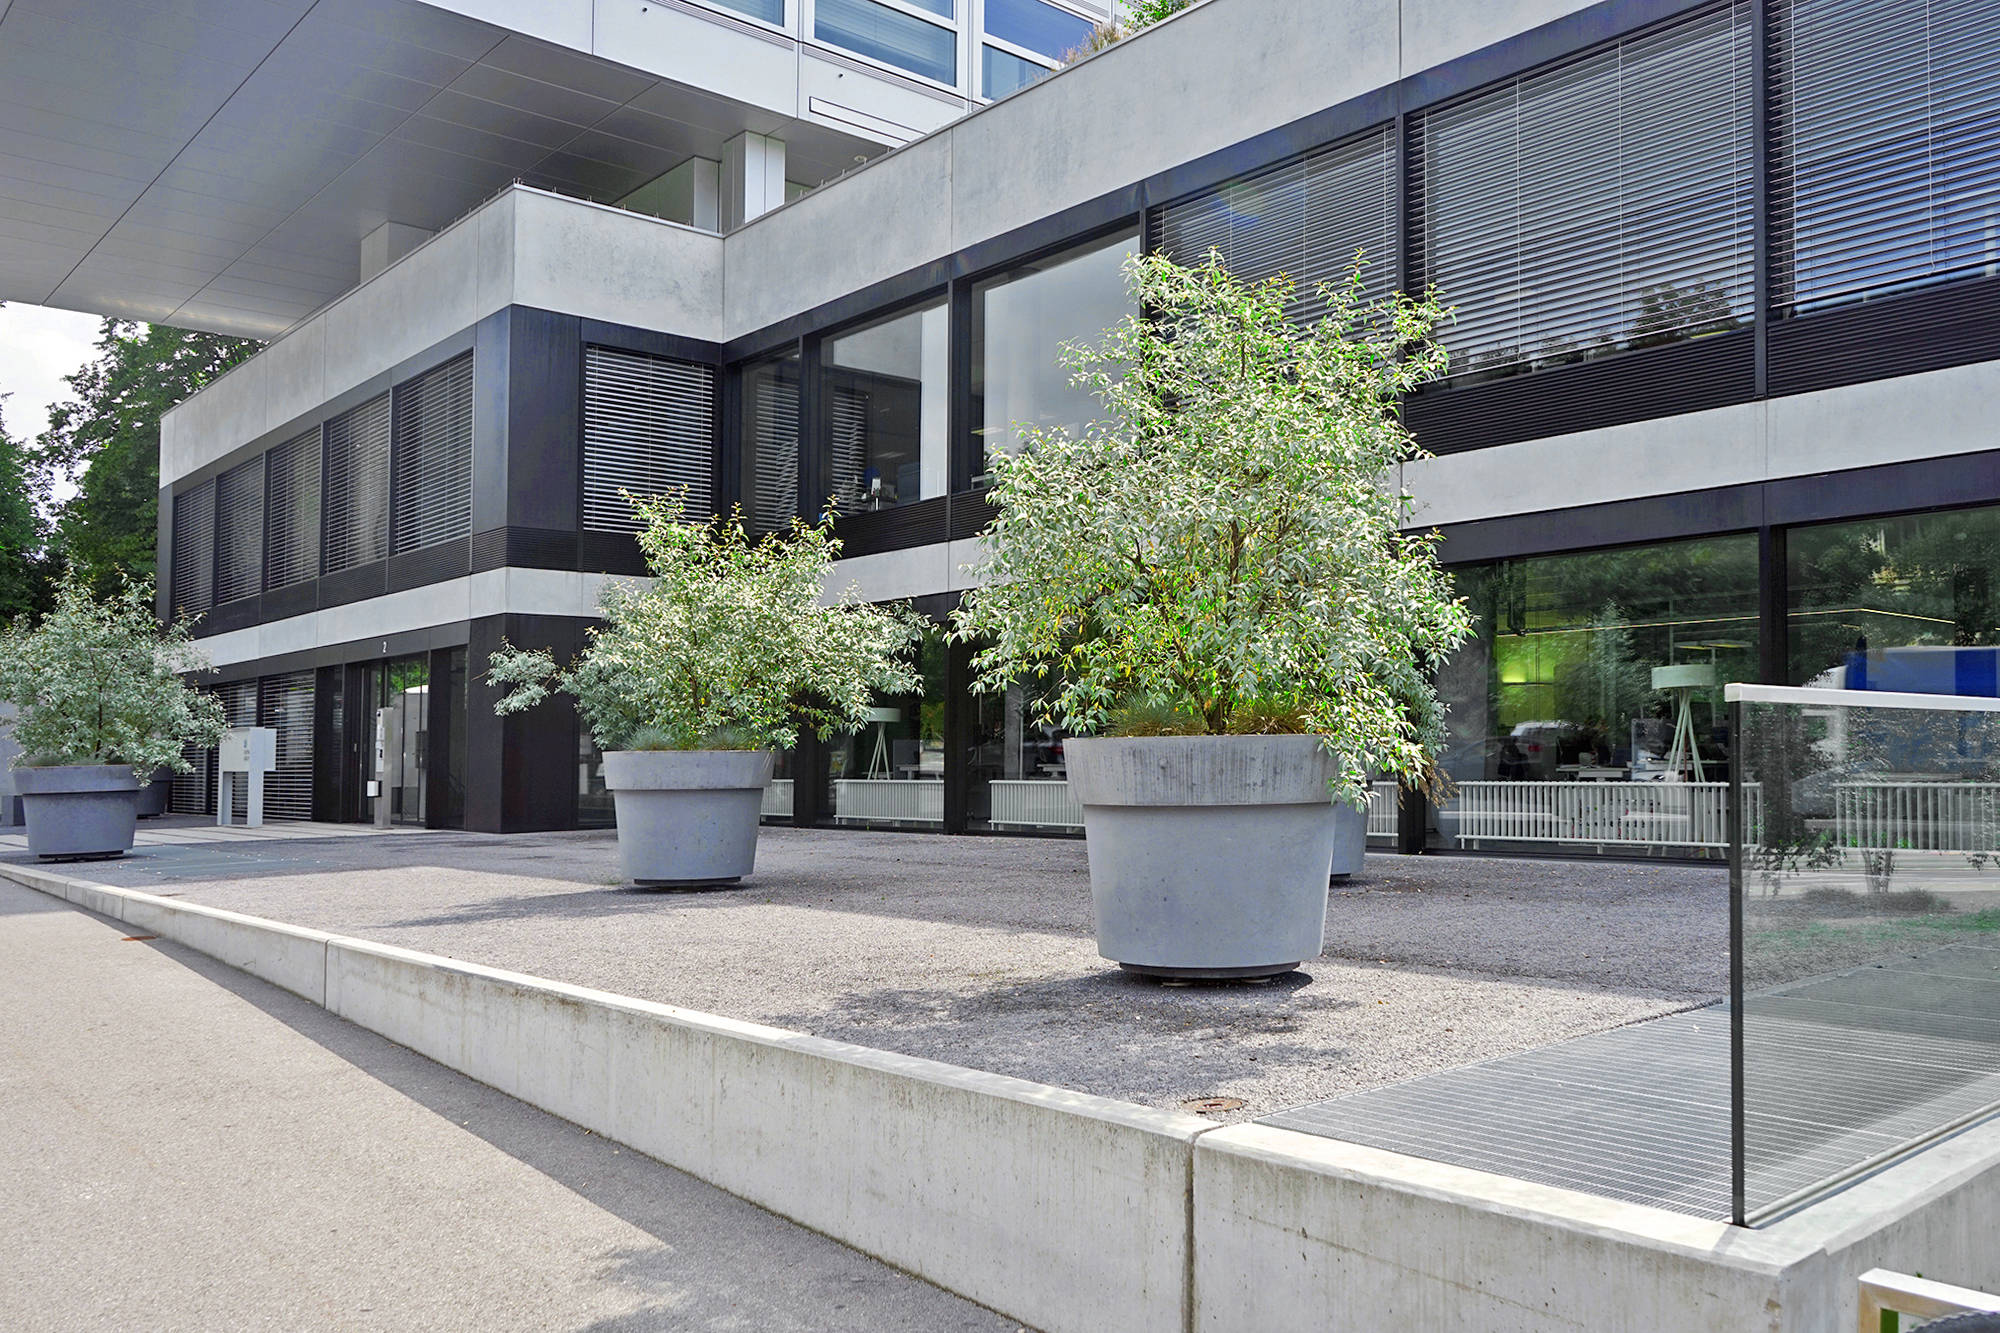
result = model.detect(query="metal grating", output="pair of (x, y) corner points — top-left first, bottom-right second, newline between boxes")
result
(582, 346), (715, 531)
(212, 679), (258, 821)
(168, 735), (214, 816)
(1771, 0), (2000, 315)
(257, 671), (314, 821)
(169, 480), (215, 619)
(391, 352), (473, 554)
(263, 426), (321, 591)
(322, 392), (391, 574)
(213, 454), (264, 605)
(1150, 124), (1398, 323)
(746, 363), (800, 534)
(1409, 1), (1754, 381)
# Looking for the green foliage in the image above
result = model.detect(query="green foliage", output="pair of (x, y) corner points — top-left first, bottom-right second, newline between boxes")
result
(950, 251), (1474, 806)
(488, 493), (923, 752)
(0, 571), (226, 775)
(1062, 0), (1194, 61)
(1123, 0), (1192, 24)
(30, 320), (260, 595)
(0, 401), (54, 620)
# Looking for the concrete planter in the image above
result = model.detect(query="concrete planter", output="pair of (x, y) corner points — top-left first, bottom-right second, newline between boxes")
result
(602, 749), (775, 886)
(135, 765), (176, 818)
(1064, 735), (1338, 979)
(1329, 802), (1368, 878)
(12, 764), (143, 861)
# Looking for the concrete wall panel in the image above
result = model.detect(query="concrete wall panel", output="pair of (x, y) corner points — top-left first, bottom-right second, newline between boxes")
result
(257, 317), (325, 440)
(320, 219), (487, 406)
(826, 541), (955, 604)
(510, 190), (723, 341)
(1399, 0), (1601, 75)
(1766, 359), (2000, 480)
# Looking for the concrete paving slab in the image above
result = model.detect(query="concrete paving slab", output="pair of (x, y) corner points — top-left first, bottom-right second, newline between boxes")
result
(0, 879), (1022, 1333)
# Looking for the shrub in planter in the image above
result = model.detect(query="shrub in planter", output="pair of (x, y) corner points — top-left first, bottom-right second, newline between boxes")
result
(951, 252), (1472, 977)
(489, 495), (921, 886)
(0, 574), (226, 859)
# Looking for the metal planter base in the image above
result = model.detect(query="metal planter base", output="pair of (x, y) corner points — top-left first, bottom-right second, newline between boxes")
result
(12, 764), (143, 861)
(603, 749), (775, 887)
(1065, 736), (1338, 980)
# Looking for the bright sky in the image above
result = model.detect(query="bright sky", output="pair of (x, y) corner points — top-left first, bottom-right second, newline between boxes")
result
(0, 302), (104, 501)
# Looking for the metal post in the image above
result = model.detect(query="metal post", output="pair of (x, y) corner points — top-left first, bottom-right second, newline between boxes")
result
(1728, 696), (1748, 1226)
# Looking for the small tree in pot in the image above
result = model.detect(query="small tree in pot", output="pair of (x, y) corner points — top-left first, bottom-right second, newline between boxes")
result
(951, 252), (1472, 978)
(0, 573), (227, 859)
(489, 494), (921, 886)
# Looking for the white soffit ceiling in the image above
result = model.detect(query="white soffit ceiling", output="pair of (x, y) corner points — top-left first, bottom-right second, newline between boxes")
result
(0, 0), (881, 337)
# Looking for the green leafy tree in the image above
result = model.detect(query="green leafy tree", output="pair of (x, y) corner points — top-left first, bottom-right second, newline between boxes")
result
(32, 320), (260, 594)
(0, 401), (54, 619)
(489, 493), (924, 752)
(0, 571), (226, 774)
(949, 251), (1474, 806)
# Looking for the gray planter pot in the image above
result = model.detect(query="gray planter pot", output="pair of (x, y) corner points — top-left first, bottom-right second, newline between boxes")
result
(603, 749), (775, 886)
(12, 764), (143, 861)
(135, 765), (176, 818)
(1064, 735), (1339, 979)
(1330, 802), (1368, 878)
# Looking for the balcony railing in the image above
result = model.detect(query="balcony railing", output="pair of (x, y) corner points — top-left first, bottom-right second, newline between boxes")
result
(1446, 780), (1754, 850)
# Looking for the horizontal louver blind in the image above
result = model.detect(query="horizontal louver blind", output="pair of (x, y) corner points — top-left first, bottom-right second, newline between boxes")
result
(214, 679), (258, 823)
(169, 735), (214, 815)
(749, 373), (800, 534)
(258, 671), (314, 821)
(213, 455), (264, 605)
(323, 393), (391, 573)
(829, 386), (870, 513)
(170, 481), (214, 618)
(581, 347), (716, 531)
(264, 427), (321, 590)
(392, 353), (473, 553)
(1411, 1), (1753, 380)
(1772, 0), (2000, 313)
(1150, 125), (1399, 323)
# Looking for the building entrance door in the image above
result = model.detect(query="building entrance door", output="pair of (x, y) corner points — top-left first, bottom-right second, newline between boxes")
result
(365, 655), (429, 827)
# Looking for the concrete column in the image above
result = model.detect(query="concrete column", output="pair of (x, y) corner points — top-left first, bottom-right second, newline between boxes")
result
(359, 221), (434, 281)
(720, 132), (787, 231)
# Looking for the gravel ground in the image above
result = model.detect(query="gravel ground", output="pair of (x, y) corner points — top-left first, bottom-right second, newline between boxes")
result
(40, 828), (1731, 1122)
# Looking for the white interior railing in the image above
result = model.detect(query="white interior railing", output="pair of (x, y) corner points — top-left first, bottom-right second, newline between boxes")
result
(762, 778), (794, 818)
(989, 779), (1083, 829)
(1834, 781), (2000, 853)
(831, 777), (943, 824)
(1446, 780), (1756, 850)
(1367, 781), (1397, 838)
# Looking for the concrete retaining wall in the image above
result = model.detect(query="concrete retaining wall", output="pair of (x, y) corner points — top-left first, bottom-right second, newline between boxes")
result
(10, 859), (2000, 1332)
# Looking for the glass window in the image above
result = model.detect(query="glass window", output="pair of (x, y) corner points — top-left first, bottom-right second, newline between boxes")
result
(1788, 503), (2000, 692)
(971, 229), (1137, 478)
(967, 668), (1081, 833)
(1429, 536), (1760, 855)
(984, 0), (1091, 60)
(738, 352), (800, 534)
(815, 0), (957, 84)
(982, 43), (1052, 98)
(823, 298), (948, 512)
(708, 0), (783, 22)
(829, 625), (946, 827)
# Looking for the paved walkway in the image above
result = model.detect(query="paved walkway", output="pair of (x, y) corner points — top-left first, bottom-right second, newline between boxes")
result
(0, 814), (428, 853)
(0, 878), (1019, 1332)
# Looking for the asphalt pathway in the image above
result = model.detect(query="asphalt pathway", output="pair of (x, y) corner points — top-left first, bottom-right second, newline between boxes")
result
(0, 879), (1020, 1333)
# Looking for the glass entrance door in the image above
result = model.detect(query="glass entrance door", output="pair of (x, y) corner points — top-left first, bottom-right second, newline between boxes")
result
(365, 655), (429, 826)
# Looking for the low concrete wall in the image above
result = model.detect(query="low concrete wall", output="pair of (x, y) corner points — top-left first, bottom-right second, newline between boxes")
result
(1, 866), (1199, 1333)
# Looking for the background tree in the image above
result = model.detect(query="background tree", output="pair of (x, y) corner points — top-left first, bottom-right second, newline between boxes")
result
(30, 320), (260, 595)
(0, 401), (54, 620)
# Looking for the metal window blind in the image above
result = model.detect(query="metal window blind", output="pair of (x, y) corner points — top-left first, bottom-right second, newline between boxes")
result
(169, 734), (214, 815)
(1150, 125), (1399, 324)
(264, 426), (321, 590)
(1410, 1), (1753, 380)
(257, 671), (314, 821)
(749, 372), (800, 534)
(322, 392), (391, 573)
(1772, 0), (2000, 313)
(391, 352), (474, 553)
(170, 481), (215, 618)
(213, 455), (264, 605)
(581, 346), (716, 531)
(829, 386), (870, 513)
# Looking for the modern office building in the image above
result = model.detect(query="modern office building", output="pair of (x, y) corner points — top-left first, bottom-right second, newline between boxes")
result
(123, 0), (2000, 852)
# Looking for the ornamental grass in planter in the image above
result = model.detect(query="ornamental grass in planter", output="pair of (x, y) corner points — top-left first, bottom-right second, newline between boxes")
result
(489, 494), (921, 886)
(950, 252), (1472, 977)
(0, 574), (226, 860)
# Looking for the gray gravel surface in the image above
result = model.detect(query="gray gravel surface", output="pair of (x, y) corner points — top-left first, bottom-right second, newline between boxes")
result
(0, 879), (1021, 1333)
(40, 828), (1731, 1122)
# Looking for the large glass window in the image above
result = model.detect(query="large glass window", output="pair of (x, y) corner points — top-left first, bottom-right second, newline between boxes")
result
(739, 352), (800, 534)
(967, 667), (1081, 833)
(707, 0), (783, 23)
(815, 0), (956, 84)
(971, 229), (1137, 478)
(1431, 536), (1760, 855)
(983, 0), (1091, 60)
(1788, 504), (2000, 692)
(823, 298), (948, 512)
(983, 43), (1052, 99)
(828, 625), (945, 827)
(1773, 0), (2000, 312)
(1411, 2), (1753, 380)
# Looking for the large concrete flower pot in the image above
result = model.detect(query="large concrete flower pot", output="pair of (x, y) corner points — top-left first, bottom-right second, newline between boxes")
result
(603, 749), (774, 887)
(12, 764), (143, 861)
(1064, 735), (1339, 979)
(135, 765), (176, 818)
(1329, 802), (1369, 878)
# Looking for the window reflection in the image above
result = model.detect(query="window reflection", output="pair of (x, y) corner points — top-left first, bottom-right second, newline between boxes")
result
(968, 671), (1081, 832)
(824, 299), (948, 512)
(971, 230), (1137, 478)
(829, 626), (946, 826)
